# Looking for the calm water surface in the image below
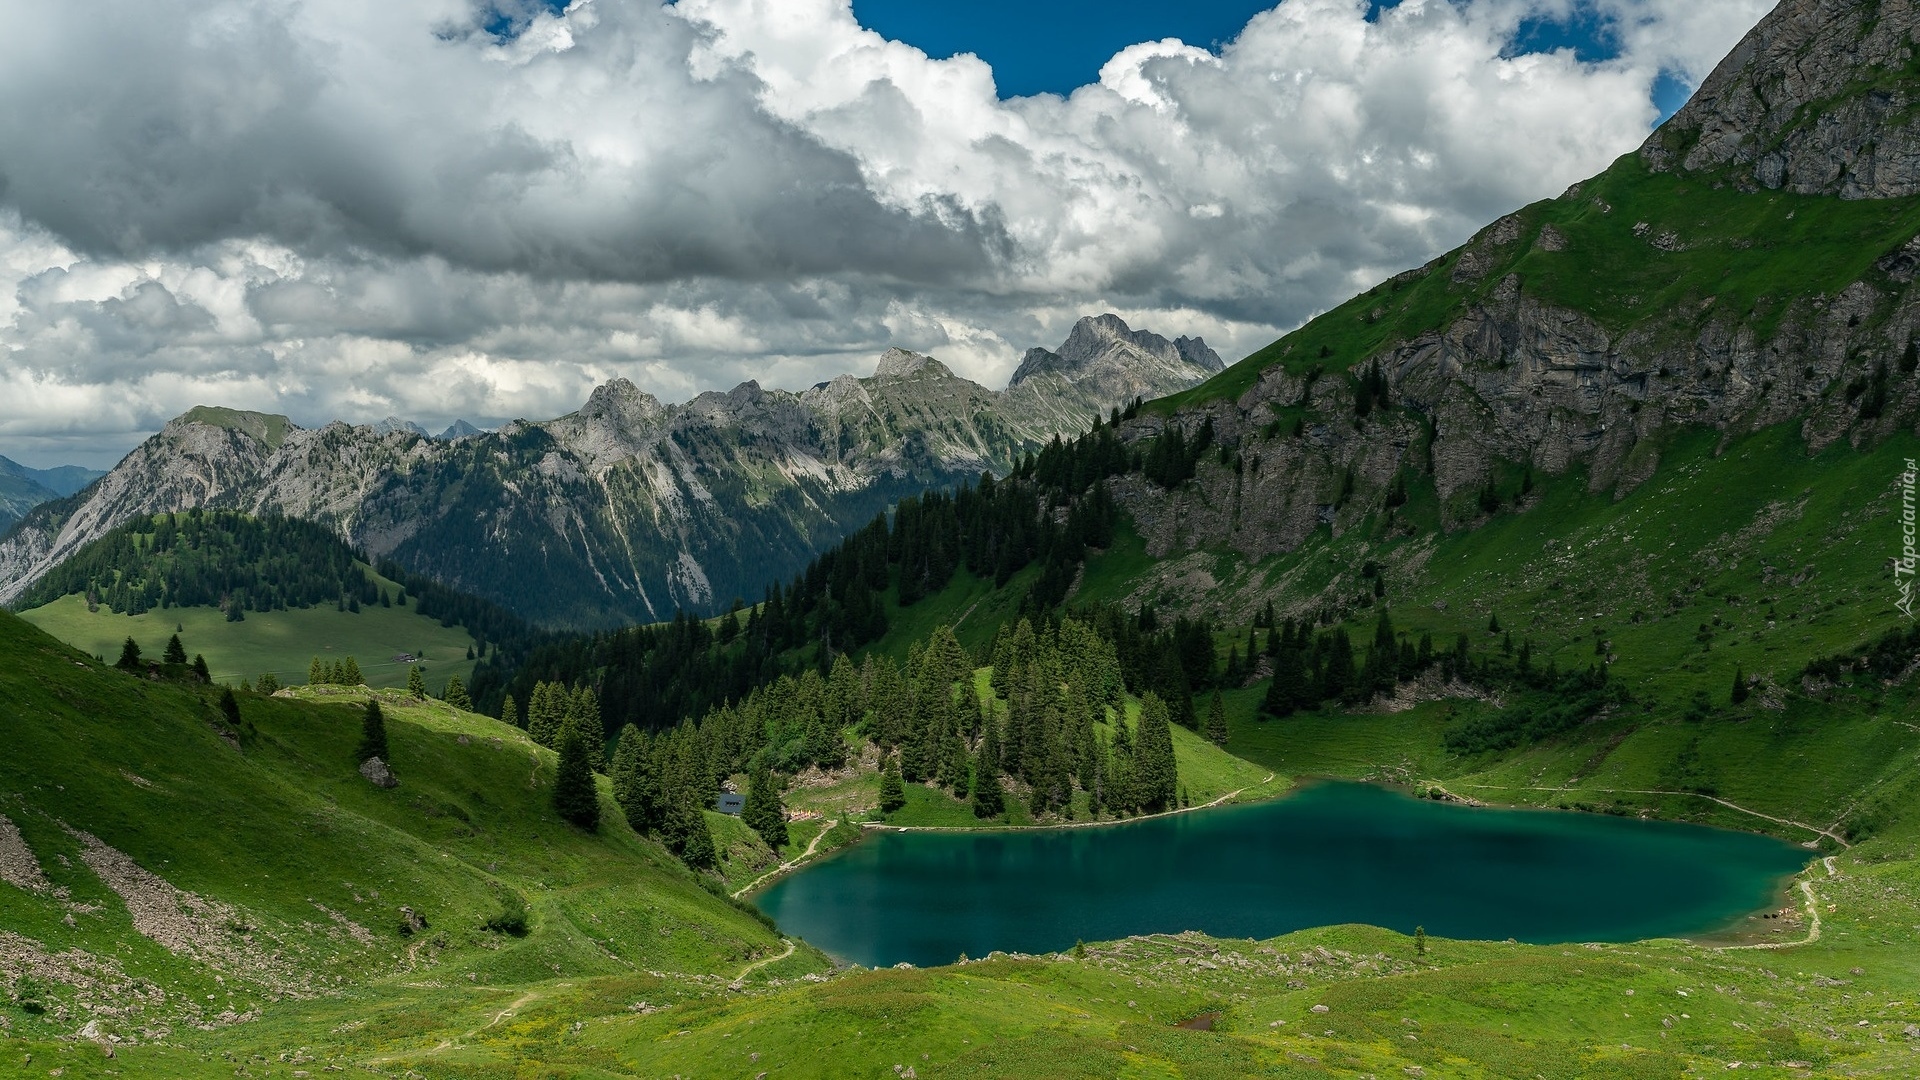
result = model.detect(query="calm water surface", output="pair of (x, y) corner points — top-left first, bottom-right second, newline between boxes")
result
(753, 781), (1810, 968)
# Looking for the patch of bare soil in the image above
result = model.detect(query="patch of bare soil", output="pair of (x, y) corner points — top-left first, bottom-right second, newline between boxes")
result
(61, 824), (316, 998)
(0, 813), (50, 892)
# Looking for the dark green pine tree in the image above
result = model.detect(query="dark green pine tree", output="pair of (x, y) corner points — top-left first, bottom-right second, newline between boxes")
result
(741, 762), (788, 850)
(678, 807), (716, 869)
(357, 700), (389, 764)
(552, 724), (601, 831)
(1205, 690), (1229, 746)
(1731, 665), (1750, 704)
(191, 654), (211, 683)
(163, 634), (188, 666)
(218, 686), (243, 730)
(116, 636), (143, 672)
(1134, 693), (1178, 813)
(407, 663), (427, 699)
(443, 674), (472, 710)
(610, 725), (656, 832)
(877, 756), (907, 815)
(1263, 646), (1306, 717)
(970, 747), (1005, 819)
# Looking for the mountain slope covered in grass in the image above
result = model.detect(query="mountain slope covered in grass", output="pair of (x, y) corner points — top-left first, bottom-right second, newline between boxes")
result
(8, 510), (542, 701)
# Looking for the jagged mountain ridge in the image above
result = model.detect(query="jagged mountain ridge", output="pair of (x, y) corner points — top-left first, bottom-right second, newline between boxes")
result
(0, 316), (1219, 627)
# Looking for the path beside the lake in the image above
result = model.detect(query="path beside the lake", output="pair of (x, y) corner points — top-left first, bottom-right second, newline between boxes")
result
(733, 819), (841, 899)
(1455, 783), (1851, 848)
(1715, 855), (1839, 951)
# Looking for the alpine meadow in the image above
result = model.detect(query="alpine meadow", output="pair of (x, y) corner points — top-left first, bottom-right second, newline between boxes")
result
(8, 1), (1920, 1078)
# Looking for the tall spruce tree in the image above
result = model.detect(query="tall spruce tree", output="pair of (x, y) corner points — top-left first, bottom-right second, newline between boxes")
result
(569, 686), (604, 770)
(1134, 693), (1178, 813)
(970, 748), (1004, 819)
(163, 634), (188, 665)
(610, 725), (653, 831)
(308, 656), (325, 685)
(357, 700), (389, 764)
(340, 656), (362, 685)
(219, 686), (243, 730)
(191, 654), (211, 683)
(442, 674), (472, 710)
(741, 762), (788, 850)
(1205, 690), (1229, 745)
(527, 682), (563, 748)
(552, 724), (600, 831)
(114, 637), (142, 672)
(500, 694), (520, 728)
(877, 756), (906, 814)
(407, 663), (427, 698)
(678, 806), (716, 869)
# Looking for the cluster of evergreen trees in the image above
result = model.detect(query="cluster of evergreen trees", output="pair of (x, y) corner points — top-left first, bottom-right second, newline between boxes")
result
(1255, 604), (1612, 725)
(585, 617), (1184, 873)
(114, 631), (210, 682)
(23, 510), (389, 619)
(309, 656), (364, 686)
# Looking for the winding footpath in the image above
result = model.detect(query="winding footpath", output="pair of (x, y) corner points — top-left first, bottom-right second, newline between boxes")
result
(1715, 855), (1840, 951)
(730, 939), (796, 989)
(1455, 783), (1852, 848)
(732, 818), (841, 899)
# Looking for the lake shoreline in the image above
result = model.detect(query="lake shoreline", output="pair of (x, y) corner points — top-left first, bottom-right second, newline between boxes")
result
(753, 780), (1815, 968)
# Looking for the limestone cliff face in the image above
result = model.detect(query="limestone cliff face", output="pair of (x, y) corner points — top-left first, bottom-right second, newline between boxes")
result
(0, 318), (1219, 627)
(1109, 0), (1920, 589)
(1644, 0), (1920, 199)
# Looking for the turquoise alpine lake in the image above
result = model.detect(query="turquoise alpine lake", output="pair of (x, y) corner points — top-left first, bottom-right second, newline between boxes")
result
(753, 781), (1811, 969)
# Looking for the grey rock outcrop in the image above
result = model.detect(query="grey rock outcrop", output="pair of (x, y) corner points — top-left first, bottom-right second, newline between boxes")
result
(1644, 0), (1920, 198)
(1103, 0), (1920, 619)
(359, 757), (398, 789)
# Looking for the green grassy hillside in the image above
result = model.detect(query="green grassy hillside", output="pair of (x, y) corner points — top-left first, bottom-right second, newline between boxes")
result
(0, 609), (806, 1076)
(18, 591), (480, 689)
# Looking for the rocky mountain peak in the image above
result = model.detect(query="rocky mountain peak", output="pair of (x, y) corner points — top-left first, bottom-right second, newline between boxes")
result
(872, 347), (952, 380)
(577, 377), (665, 427)
(1643, 0), (1920, 197)
(1010, 314), (1223, 387)
(370, 417), (428, 438)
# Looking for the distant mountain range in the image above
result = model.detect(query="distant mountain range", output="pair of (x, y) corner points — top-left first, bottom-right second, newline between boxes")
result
(0, 456), (106, 535)
(0, 315), (1220, 627)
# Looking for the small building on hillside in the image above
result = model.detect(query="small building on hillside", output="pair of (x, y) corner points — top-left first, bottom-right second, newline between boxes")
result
(713, 792), (744, 815)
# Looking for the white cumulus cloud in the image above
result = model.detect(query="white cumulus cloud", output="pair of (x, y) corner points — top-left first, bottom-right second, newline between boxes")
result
(0, 0), (1771, 467)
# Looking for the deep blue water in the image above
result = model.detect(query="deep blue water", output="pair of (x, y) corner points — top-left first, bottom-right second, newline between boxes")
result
(754, 781), (1810, 969)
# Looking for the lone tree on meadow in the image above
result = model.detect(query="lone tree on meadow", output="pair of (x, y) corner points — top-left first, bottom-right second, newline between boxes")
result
(116, 637), (143, 672)
(742, 761), (788, 850)
(191, 654), (211, 683)
(407, 663), (427, 699)
(357, 700), (389, 764)
(552, 724), (600, 831)
(219, 686), (243, 730)
(163, 634), (188, 666)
